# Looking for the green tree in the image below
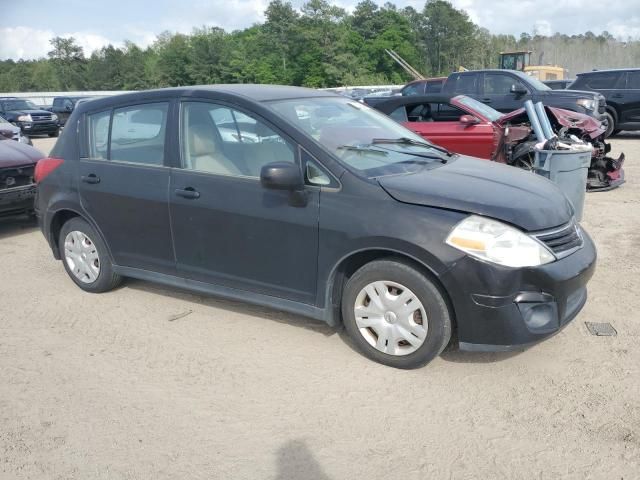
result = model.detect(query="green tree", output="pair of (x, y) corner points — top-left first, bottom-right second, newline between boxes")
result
(47, 36), (87, 90)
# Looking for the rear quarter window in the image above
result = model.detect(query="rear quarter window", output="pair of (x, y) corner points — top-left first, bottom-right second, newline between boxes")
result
(87, 110), (111, 160)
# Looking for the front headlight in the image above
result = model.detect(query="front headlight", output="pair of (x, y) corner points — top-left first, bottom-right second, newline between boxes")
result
(51, 114), (58, 121)
(446, 215), (555, 267)
(17, 114), (32, 122)
(576, 99), (596, 111)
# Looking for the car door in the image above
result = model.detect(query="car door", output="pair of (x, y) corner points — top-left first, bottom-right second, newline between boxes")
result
(396, 102), (495, 159)
(169, 100), (320, 304)
(617, 71), (640, 126)
(481, 72), (530, 113)
(58, 98), (74, 126)
(78, 101), (176, 275)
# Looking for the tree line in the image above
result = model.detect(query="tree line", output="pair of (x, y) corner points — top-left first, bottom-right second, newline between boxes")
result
(2, 0), (640, 93)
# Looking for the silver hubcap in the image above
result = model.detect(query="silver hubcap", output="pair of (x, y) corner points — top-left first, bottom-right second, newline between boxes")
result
(64, 230), (100, 283)
(354, 281), (428, 356)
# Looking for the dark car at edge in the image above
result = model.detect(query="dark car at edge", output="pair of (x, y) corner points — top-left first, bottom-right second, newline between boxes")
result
(0, 97), (60, 137)
(35, 85), (597, 369)
(569, 68), (640, 137)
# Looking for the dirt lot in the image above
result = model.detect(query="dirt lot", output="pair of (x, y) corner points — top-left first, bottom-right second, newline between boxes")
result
(1, 135), (638, 479)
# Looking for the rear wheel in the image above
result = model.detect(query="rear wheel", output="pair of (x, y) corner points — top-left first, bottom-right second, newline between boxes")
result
(341, 259), (452, 369)
(59, 217), (122, 292)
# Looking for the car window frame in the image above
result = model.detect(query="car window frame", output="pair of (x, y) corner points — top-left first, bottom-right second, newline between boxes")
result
(80, 99), (173, 169)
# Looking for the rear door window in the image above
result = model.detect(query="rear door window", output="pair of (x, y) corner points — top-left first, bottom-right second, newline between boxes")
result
(110, 103), (168, 165)
(448, 74), (478, 94)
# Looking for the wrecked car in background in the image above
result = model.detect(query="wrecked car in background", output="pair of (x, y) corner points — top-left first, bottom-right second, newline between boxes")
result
(0, 140), (43, 217)
(372, 94), (624, 191)
(0, 115), (33, 145)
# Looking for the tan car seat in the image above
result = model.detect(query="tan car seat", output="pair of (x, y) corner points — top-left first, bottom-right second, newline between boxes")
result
(187, 123), (241, 176)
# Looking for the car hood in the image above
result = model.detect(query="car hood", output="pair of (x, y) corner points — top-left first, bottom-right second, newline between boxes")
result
(542, 89), (598, 100)
(0, 139), (44, 167)
(377, 156), (573, 231)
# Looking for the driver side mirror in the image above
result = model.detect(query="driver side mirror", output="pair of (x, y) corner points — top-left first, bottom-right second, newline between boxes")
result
(459, 114), (480, 126)
(510, 84), (528, 95)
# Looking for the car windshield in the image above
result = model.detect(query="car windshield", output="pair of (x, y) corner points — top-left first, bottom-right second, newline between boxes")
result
(524, 76), (551, 91)
(2, 99), (39, 110)
(453, 95), (502, 122)
(267, 97), (449, 177)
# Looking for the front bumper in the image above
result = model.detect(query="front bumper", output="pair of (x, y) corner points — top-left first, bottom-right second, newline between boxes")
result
(0, 184), (36, 216)
(440, 228), (597, 351)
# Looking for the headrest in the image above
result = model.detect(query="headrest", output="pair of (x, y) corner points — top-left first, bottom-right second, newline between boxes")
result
(188, 123), (218, 157)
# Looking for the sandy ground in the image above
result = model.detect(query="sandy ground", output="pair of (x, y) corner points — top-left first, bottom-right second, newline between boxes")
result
(0, 135), (638, 480)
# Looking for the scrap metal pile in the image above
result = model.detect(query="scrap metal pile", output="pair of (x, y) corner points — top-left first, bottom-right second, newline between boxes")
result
(508, 100), (625, 192)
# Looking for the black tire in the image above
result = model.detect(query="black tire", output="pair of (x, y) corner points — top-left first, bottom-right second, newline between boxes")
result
(603, 112), (616, 138)
(611, 129), (622, 136)
(59, 217), (122, 293)
(48, 128), (60, 138)
(341, 259), (452, 369)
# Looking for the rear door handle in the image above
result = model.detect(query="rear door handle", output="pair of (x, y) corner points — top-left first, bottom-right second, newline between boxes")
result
(611, 94), (623, 99)
(174, 187), (200, 199)
(81, 174), (100, 184)
(481, 98), (492, 103)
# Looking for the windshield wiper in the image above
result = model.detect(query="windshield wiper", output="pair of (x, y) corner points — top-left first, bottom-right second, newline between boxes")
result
(367, 143), (448, 163)
(337, 145), (388, 155)
(372, 137), (454, 157)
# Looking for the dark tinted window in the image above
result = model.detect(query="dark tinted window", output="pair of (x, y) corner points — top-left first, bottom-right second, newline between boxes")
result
(402, 82), (425, 96)
(425, 80), (444, 93)
(110, 103), (168, 165)
(573, 72), (622, 89)
(448, 74), (477, 94)
(626, 71), (640, 89)
(484, 74), (526, 94)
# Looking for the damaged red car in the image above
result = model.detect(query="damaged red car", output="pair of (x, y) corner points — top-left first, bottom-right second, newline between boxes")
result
(372, 94), (625, 191)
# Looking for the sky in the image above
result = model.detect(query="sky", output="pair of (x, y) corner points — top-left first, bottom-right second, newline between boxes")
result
(2, 0), (640, 60)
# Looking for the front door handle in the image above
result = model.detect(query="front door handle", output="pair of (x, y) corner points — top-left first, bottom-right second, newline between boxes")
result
(611, 94), (623, 99)
(81, 174), (100, 184)
(175, 187), (200, 199)
(481, 98), (492, 103)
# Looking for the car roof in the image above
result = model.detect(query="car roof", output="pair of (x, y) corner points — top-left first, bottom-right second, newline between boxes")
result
(577, 68), (640, 75)
(73, 84), (341, 115)
(372, 94), (456, 114)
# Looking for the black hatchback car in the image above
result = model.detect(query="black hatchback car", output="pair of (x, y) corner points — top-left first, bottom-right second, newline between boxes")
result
(35, 85), (596, 369)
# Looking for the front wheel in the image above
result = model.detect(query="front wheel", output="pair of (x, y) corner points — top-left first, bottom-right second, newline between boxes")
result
(48, 128), (60, 138)
(602, 112), (616, 138)
(59, 217), (122, 292)
(341, 259), (452, 369)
